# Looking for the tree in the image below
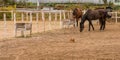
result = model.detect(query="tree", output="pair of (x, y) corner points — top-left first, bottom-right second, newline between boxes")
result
(103, 0), (107, 5)
(108, 1), (114, 7)
(0, 0), (16, 6)
(17, 0), (29, 8)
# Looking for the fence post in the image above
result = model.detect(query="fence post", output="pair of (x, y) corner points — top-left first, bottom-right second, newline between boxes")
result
(11, 10), (14, 21)
(55, 12), (57, 21)
(63, 10), (66, 19)
(30, 12), (32, 23)
(36, 12), (39, 32)
(59, 11), (62, 28)
(69, 10), (72, 19)
(115, 12), (118, 23)
(42, 11), (45, 32)
(14, 13), (16, 25)
(21, 12), (24, 22)
(49, 11), (52, 30)
(14, 12), (16, 37)
(67, 11), (70, 19)
(3, 13), (7, 37)
(26, 12), (29, 21)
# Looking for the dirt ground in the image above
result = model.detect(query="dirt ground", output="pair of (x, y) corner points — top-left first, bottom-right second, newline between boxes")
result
(0, 23), (120, 60)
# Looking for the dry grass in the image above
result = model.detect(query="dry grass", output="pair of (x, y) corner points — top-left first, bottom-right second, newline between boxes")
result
(0, 23), (120, 60)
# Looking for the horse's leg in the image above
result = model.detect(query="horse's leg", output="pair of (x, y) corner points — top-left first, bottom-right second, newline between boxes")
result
(99, 19), (103, 30)
(89, 22), (91, 31)
(76, 18), (79, 27)
(74, 18), (77, 27)
(88, 20), (94, 31)
(103, 20), (106, 30)
(100, 23), (103, 30)
(90, 21), (94, 31)
(91, 23), (94, 31)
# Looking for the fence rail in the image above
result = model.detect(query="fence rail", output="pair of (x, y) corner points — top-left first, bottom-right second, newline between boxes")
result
(0, 10), (72, 38)
(110, 12), (120, 23)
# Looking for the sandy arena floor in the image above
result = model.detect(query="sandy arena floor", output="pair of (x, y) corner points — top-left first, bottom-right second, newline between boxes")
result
(0, 23), (120, 60)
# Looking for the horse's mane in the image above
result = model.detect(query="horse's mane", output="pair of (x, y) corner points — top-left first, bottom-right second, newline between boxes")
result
(81, 9), (91, 22)
(73, 8), (82, 15)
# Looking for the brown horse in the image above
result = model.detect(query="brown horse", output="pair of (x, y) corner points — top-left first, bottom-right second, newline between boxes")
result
(73, 8), (83, 27)
(80, 7), (112, 32)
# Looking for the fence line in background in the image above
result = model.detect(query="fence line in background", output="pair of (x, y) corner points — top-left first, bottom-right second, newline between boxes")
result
(0, 10), (119, 38)
(111, 12), (120, 23)
(36, 13), (39, 32)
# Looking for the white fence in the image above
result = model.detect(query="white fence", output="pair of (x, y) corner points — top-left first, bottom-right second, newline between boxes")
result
(0, 10), (72, 39)
(0, 11), (13, 37)
(111, 12), (120, 23)
(14, 10), (73, 31)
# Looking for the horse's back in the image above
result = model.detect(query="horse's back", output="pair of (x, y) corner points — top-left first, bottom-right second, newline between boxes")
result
(84, 9), (103, 20)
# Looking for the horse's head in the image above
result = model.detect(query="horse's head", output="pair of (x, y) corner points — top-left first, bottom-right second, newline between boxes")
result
(80, 22), (84, 32)
(106, 12), (112, 18)
(106, 6), (113, 12)
(79, 10), (88, 32)
(106, 6), (113, 18)
(73, 8), (82, 18)
(73, 8), (77, 18)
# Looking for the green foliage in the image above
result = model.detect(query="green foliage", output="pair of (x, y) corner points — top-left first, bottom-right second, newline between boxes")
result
(108, 1), (114, 7)
(54, 4), (67, 10)
(65, 3), (81, 10)
(16, 1), (36, 8)
(103, 0), (107, 5)
(0, 0), (16, 6)
(0, 6), (15, 20)
(27, 3), (36, 8)
(84, 3), (91, 9)
(16, 0), (27, 8)
(0, 12), (11, 19)
(113, 5), (120, 10)
(0, 6), (16, 11)
(46, 3), (56, 7)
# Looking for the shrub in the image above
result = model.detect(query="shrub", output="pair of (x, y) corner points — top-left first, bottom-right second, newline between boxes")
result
(0, 6), (15, 20)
